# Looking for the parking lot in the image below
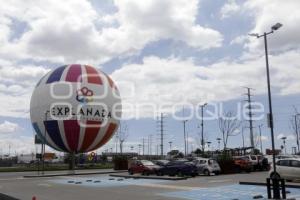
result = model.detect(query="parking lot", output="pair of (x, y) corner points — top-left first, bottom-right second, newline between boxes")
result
(1, 170), (300, 200)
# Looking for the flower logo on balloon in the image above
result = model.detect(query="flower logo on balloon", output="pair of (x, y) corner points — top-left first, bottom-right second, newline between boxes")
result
(76, 87), (94, 103)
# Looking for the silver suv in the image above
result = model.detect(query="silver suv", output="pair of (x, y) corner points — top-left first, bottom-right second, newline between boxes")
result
(193, 158), (221, 176)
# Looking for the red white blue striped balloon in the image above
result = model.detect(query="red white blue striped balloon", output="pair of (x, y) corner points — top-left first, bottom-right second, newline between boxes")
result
(30, 64), (121, 153)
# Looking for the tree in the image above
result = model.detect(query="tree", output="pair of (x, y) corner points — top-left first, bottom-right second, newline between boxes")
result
(218, 111), (241, 150)
(289, 108), (300, 152)
(117, 121), (129, 154)
(193, 148), (202, 155)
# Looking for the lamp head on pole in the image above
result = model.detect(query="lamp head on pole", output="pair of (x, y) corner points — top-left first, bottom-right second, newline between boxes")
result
(281, 136), (287, 140)
(271, 23), (283, 31)
(249, 33), (259, 38)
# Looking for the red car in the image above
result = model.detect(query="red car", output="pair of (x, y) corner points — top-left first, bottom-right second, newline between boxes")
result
(128, 160), (160, 175)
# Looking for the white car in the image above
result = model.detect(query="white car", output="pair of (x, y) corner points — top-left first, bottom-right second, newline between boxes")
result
(193, 158), (221, 176)
(269, 158), (300, 181)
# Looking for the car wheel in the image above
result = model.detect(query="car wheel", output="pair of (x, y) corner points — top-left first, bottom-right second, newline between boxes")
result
(176, 170), (184, 177)
(203, 169), (210, 176)
(128, 169), (133, 175)
(156, 171), (162, 176)
(234, 166), (241, 173)
(143, 171), (150, 176)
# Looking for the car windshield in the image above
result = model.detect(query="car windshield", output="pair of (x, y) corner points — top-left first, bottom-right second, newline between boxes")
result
(209, 159), (217, 164)
(141, 160), (155, 165)
(158, 160), (169, 165)
(251, 156), (257, 160)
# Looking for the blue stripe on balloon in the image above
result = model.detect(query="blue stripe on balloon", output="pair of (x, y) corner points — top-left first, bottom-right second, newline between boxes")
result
(32, 122), (61, 151)
(46, 65), (66, 84)
(32, 122), (46, 143)
(44, 120), (68, 152)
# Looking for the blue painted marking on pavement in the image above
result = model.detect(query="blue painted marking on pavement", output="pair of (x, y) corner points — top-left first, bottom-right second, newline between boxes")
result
(50, 175), (168, 188)
(160, 184), (300, 200)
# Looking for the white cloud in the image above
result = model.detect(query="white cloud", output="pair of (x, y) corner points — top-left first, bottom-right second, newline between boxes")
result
(220, 0), (240, 19)
(0, 0), (223, 64)
(0, 63), (49, 118)
(112, 49), (300, 119)
(230, 35), (248, 45)
(0, 121), (20, 134)
(261, 135), (268, 142)
(0, 135), (35, 155)
(244, 0), (300, 52)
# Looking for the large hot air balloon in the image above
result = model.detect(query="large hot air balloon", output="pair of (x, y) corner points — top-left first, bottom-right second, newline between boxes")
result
(30, 64), (121, 153)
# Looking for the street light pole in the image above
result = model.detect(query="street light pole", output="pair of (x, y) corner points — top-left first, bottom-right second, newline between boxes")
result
(281, 137), (287, 155)
(295, 114), (300, 153)
(241, 127), (245, 149)
(259, 124), (264, 154)
(43, 111), (49, 175)
(183, 120), (187, 156)
(249, 22), (283, 199)
(249, 22), (282, 172)
(216, 138), (221, 150)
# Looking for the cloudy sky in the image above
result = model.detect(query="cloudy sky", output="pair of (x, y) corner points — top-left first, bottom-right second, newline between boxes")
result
(0, 0), (300, 155)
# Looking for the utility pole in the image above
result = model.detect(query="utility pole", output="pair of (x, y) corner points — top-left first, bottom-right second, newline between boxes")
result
(156, 113), (165, 157)
(258, 124), (264, 154)
(200, 103), (207, 153)
(148, 135), (150, 155)
(149, 134), (152, 155)
(138, 144), (142, 155)
(142, 138), (145, 156)
(168, 141), (172, 151)
(160, 113), (164, 156)
(244, 87), (255, 149)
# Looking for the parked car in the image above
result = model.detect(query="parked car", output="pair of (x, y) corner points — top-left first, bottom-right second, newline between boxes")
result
(269, 158), (300, 181)
(255, 156), (270, 171)
(233, 157), (252, 173)
(243, 155), (259, 170)
(193, 158), (221, 175)
(153, 160), (170, 166)
(156, 160), (198, 177)
(128, 160), (160, 175)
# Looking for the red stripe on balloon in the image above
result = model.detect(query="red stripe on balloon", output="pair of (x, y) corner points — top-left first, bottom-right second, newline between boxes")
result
(106, 74), (115, 89)
(65, 64), (82, 82)
(80, 121), (101, 152)
(85, 65), (103, 85)
(92, 123), (117, 150)
(63, 120), (80, 152)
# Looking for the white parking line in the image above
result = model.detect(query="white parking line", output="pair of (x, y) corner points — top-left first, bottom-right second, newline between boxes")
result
(141, 183), (198, 190)
(37, 183), (52, 187)
(209, 179), (232, 183)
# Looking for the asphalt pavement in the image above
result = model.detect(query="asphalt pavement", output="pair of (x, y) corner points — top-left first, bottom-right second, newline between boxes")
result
(0, 171), (299, 200)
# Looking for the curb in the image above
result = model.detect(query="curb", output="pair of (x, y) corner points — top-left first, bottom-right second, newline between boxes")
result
(239, 181), (300, 189)
(23, 170), (127, 178)
(109, 173), (188, 181)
